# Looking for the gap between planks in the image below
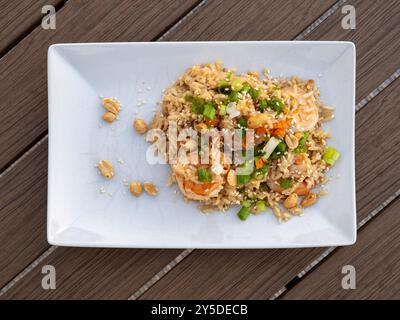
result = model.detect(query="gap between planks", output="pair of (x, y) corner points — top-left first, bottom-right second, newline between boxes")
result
(0, 0), (397, 300)
(128, 70), (400, 300)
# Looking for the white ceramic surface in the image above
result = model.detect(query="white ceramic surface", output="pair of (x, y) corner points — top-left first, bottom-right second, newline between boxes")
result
(47, 41), (356, 248)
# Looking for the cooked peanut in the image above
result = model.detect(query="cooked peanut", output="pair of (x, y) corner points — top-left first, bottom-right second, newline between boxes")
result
(285, 133), (299, 150)
(102, 97), (121, 114)
(195, 123), (208, 131)
(227, 169), (237, 187)
(129, 181), (142, 197)
(301, 193), (317, 207)
(133, 118), (148, 134)
(143, 181), (158, 196)
(294, 132), (304, 139)
(102, 112), (116, 123)
(307, 79), (315, 89)
(97, 160), (114, 179)
(247, 113), (271, 129)
(284, 193), (298, 209)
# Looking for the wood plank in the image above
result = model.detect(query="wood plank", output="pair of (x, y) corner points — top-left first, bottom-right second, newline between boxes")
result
(282, 197), (400, 299)
(0, 0), (338, 299)
(0, 0), (199, 171)
(0, 0), (63, 55)
(167, 0), (400, 103)
(0, 0), (198, 290)
(1, 247), (182, 299)
(0, 141), (48, 288)
(137, 79), (400, 299)
(305, 0), (400, 101)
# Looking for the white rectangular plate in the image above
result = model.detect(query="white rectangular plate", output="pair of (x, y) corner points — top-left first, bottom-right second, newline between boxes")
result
(48, 41), (356, 248)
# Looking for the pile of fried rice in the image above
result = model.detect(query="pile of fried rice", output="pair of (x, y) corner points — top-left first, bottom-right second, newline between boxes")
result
(148, 61), (339, 222)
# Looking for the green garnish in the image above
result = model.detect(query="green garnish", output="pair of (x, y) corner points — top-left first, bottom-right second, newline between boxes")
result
(270, 141), (287, 159)
(191, 97), (205, 114)
(226, 71), (233, 79)
(260, 182), (269, 192)
(237, 175), (251, 185)
(241, 82), (252, 93)
(229, 90), (239, 102)
(323, 146), (340, 165)
(203, 103), (216, 120)
(249, 87), (261, 100)
(184, 94), (193, 102)
(258, 99), (268, 111)
(237, 206), (251, 221)
(197, 168), (212, 182)
(280, 179), (293, 189)
(251, 163), (270, 180)
(294, 132), (310, 154)
(267, 97), (285, 113)
(241, 200), (252, 208)
(255, 200), (268, 213)
(219, 104), (228, 116)
(231, 79), (243, 91)
(237, 117), (247, 127)
(218, 80), (230, 94)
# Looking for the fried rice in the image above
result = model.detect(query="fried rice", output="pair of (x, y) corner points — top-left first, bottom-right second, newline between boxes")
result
(148, 61), (340, 222)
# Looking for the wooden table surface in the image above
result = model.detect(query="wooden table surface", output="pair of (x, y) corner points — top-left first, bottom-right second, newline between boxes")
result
(0, 0), (399, 300)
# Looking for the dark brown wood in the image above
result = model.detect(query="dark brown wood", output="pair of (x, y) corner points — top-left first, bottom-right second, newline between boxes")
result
(0, 0), (199, 172)
(0, 0), (338, 299)
(1, 247), (182, 299)
(306, 0), (400, 101)
(0, 0), (199, 290)
(0, 0), (63, 55)
(282, 197), (400, 299)
(0, 141), (48, 288)
(1, 0), (399, 300)
(137, 78), (400, 299)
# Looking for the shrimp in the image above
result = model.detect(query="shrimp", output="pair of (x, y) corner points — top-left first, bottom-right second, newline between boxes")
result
(172, 163), (224, 201)
(290, 103), (319, 132)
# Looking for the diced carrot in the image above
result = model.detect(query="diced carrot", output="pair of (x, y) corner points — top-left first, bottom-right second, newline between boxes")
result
(255, 158), (264, 169)
(255, 127), (265, 136)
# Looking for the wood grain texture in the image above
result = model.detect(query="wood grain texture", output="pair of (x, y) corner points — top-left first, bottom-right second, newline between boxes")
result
(0, 0), (63, 55)
(0, 141), (48, 288)
(1, 247), (182, 299)
(138, 78), (400, 299)
(1, 0), (399, 300)
(306, 0), (400, 101)
(0, 0), (338, 299)
(162, 0), (337, 41)
(0, 0), (199, 172)
(0, 0), (198, 291)
(282, 197), (400, 299)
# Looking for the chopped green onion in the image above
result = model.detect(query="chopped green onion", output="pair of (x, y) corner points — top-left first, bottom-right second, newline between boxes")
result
(270, 141), (287, 159)
(294, 132), (310, 153)
(219, 104), (228, 116)
(237, 175), (251, 185)
(249, 87), (261, 100)
(197, 168), (212, 182)
(237, 206), (251, 221)
(229, 90), (239, 102)
(191, 97), (204, 114)
(231, 79), (243, 91)
(184, 94), (193, 102)
(267, 98), (285, 113)
(258, 99), (268, 111)
(280, 179), (293, 189)
(237, 117), (247, 127)
(203, 103), (216, 120)
(241, 82), (252, 93)
(241, 200), (252, 208)
(217, 80), (230, 94)
(226, 71), (233, 79)
(260, 182), (269, 192)
(323, 146), (340, 165)
(255, 200), (268, 213)
(251, 163), (270, 180)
